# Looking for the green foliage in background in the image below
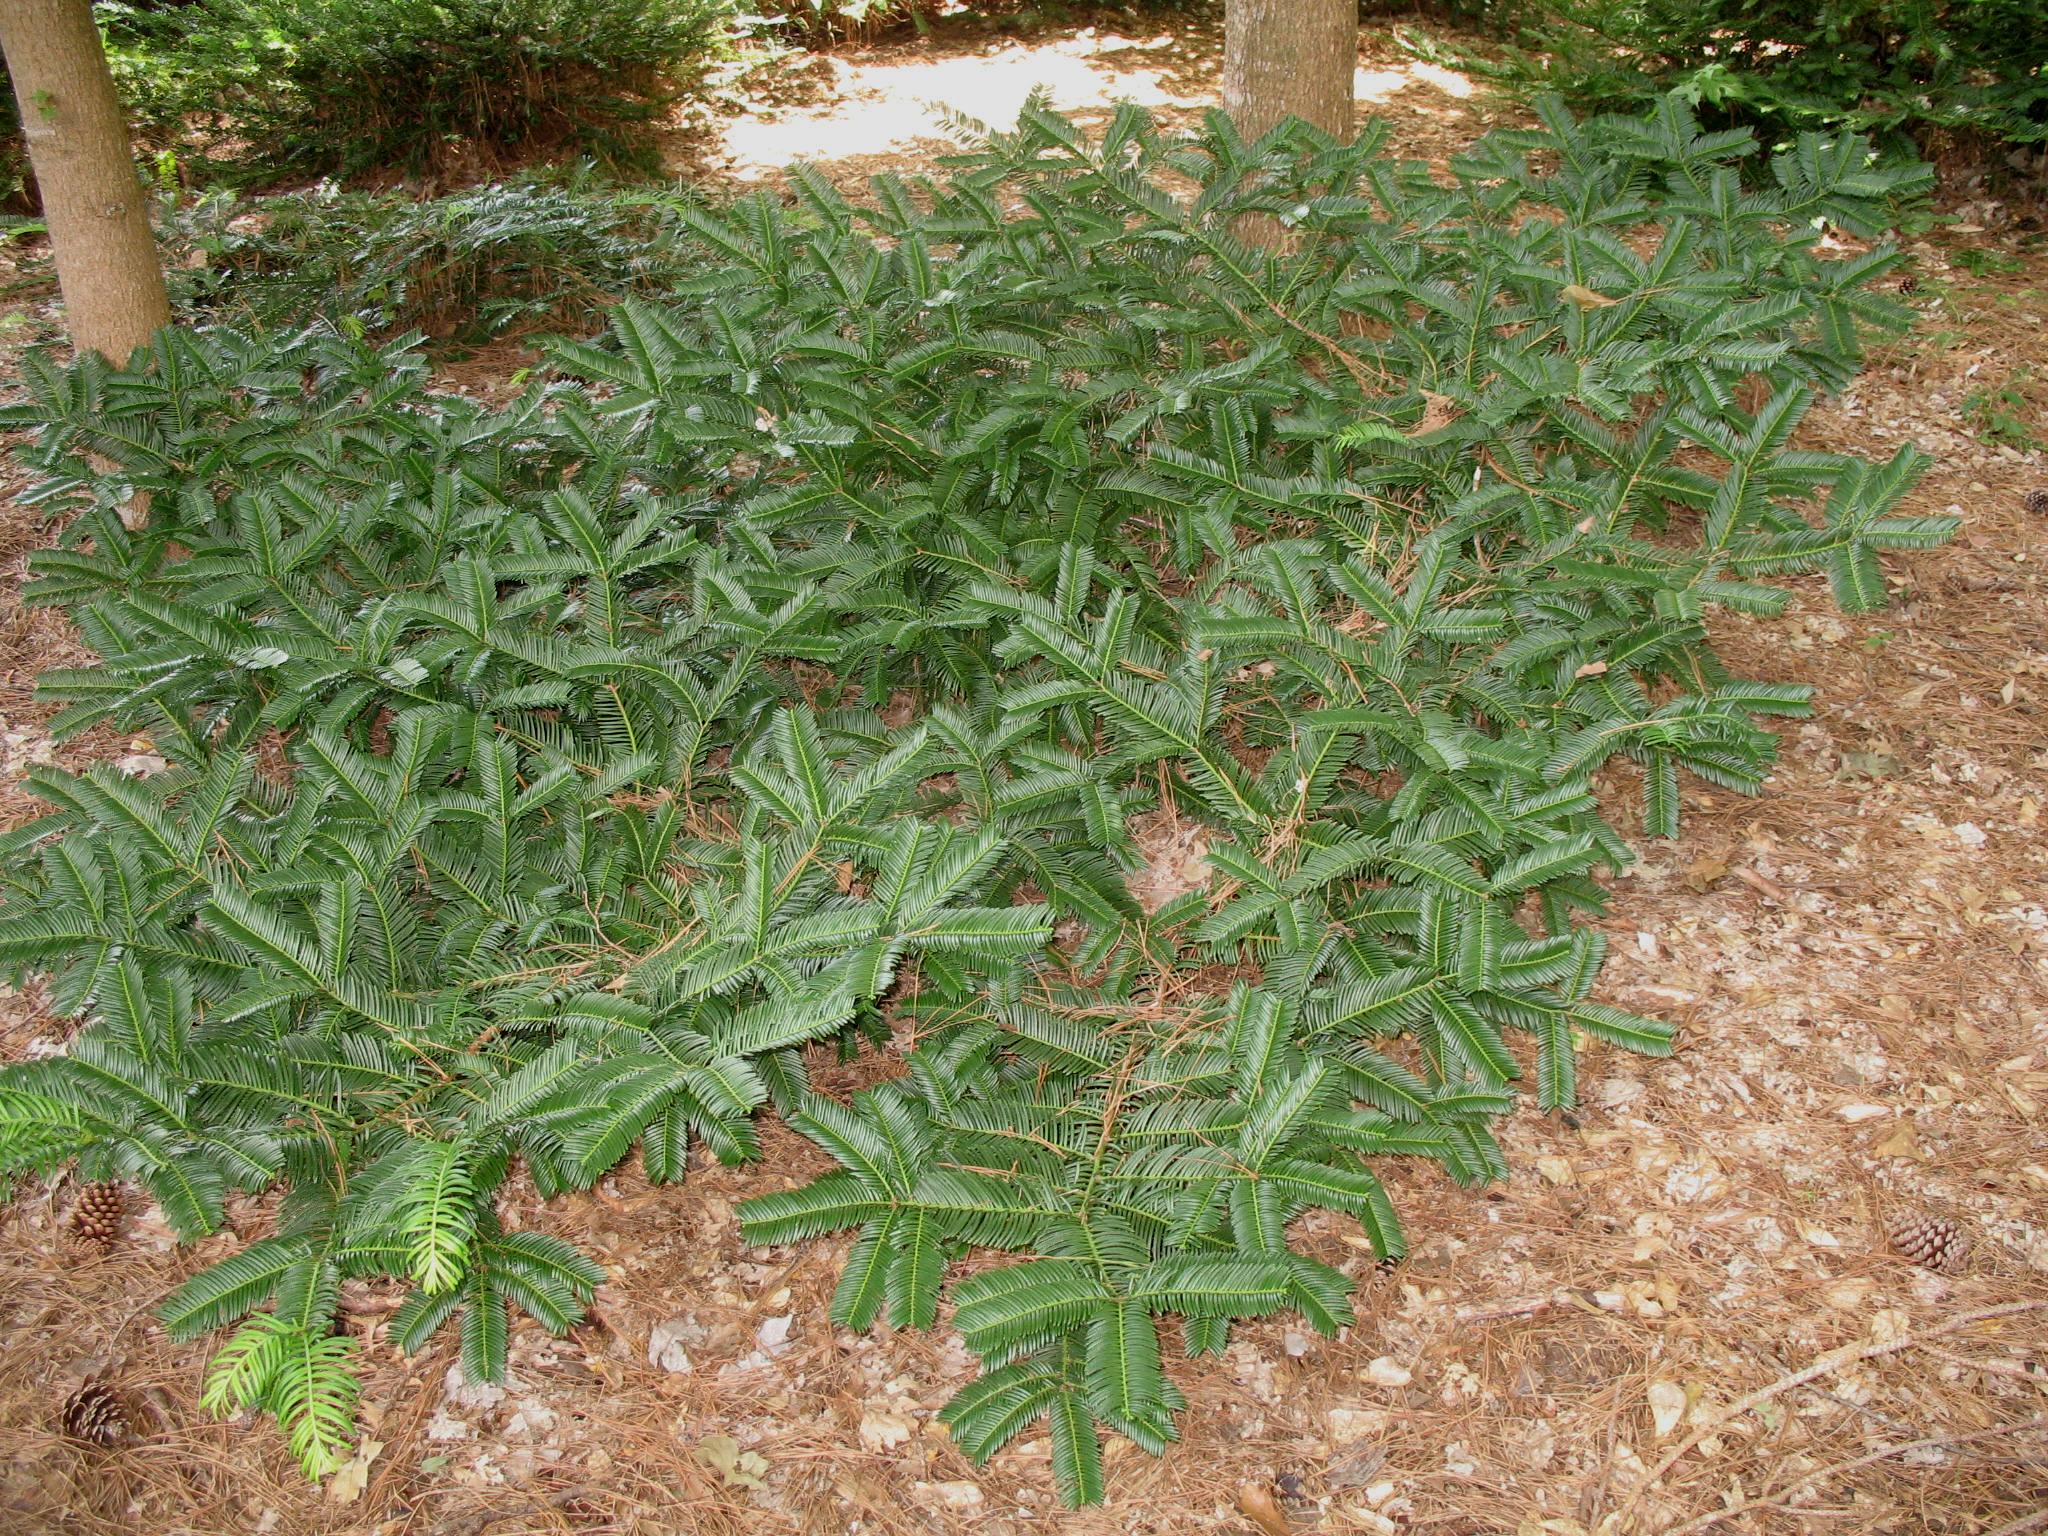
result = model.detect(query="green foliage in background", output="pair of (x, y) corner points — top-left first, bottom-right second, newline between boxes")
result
(1963, 366), (2044, 450)
(740, 0), (1215, 49)
(101, 0), (731, 184)
(0, 96), (1944, 1501)
(745, 0), (926, 48)
(1445, 0), (2048, 154)
(5, 0), (731, 209)
(165, 171), (714, 342)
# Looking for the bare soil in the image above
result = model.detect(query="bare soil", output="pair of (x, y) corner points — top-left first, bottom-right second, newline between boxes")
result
(3, 20), (2046, 1536)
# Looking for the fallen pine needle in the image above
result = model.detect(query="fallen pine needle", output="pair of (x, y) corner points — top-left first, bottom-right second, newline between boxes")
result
(1618, 1298), (2048, 1529)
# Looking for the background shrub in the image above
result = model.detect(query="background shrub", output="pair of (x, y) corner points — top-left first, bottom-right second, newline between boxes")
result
(1450, 0), (2048, 156)
(738, 0), (1220, 52)
(166, 170), (708, 341)
(745, 0), (922, 48)
(0, 83), (25, 216)
(117, 0), (734, 182)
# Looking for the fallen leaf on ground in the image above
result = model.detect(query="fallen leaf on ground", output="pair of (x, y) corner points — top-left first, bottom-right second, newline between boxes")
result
(858, 1409), (915, 1452)
(1237, 1480), (1293, 1536)
(1871, 1122), (1923, 1160)
(697, 1434), (770, 1490)
(326, 1437), (384, 1504)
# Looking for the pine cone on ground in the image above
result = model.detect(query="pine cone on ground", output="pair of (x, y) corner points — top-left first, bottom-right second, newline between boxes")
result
(58, 1380), (128, 1447)
(2025, 487), (2048, 516)
(70, 1181), (124, 1245)
(1887, 1209), (1971, 1272)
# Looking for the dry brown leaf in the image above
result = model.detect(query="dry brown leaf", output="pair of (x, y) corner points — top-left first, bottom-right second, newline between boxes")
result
(697, 1433), (770, 1490)
(1871, 1121), (1924, 1161)
(857, 1409), (915, 1453)
(1560, 283), (1617, 309)
(326, 1437), (383, 1505)
(1822, 1277), (1874, 1309)
(1236, 1480), (1293, 1536)
(1683, 855), (1728, 892)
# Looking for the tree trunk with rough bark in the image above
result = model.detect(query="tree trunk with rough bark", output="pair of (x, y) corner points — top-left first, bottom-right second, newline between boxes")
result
(1223, 0), (1356, 141)
(0, 0), (170, 364)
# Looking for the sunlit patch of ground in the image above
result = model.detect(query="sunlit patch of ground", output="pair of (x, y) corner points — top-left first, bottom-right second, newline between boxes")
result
(715, 26), (1483, 182)
(719, 30), (1205, 178)
(1354, 58), (1474, 106)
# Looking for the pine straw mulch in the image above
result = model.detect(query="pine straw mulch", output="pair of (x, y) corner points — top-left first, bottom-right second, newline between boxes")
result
(5, 28), (2048, 1536)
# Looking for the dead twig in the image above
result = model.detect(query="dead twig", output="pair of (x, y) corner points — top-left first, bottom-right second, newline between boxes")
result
(1663, 1418), (2048, 1536)
(1616, 1299), (2048, 1529)
(1912, 1342), (2048, 1382)
(1454, 1294), (1558, 1323)
(1730, 864), (1795, 905)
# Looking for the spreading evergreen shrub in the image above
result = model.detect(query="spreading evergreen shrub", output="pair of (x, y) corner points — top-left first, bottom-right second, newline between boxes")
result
(0, 97), (1945, 1502)
(1446, 0), (2048, 155)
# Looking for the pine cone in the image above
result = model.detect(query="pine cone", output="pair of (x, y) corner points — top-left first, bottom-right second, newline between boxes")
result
(2025, 487), (2048, 516)
(71, 1181), (125, 1245)
(1897, 273), (1919, 294)
(58, 1380), (128, 1447)
(1887, 1209), (1971, 1272)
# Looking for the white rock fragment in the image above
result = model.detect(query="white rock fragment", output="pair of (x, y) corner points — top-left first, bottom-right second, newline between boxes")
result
(1326, 1406), (1387, 1445)
(755, 1313), (793, 1354)
(1364, 1357), (1412, 1388)
(1598, 1076), (1646, 1109)
(442, 1364), (506, 1412)
(1648, 1379), (1687, 1439)
(504, 1399), (556, 1437)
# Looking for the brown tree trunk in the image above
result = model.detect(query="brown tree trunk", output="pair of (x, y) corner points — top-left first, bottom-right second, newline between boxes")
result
(1223, 0), (1356, 141)
(1, 0), (170, 364)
